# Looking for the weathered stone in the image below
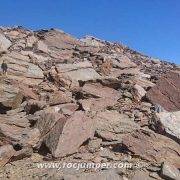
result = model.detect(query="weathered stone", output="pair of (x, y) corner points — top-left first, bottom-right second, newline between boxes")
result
(36, 40), (49, 53)
(25, 100), (47, 114)
(122, 129), (180, 168)
(26, 35), (37, 47)
(123, 91), (133, 99)
(36, 111), (63, 137)
(12, 147), (33, 161)
(161, 162), (180, 180)
(0, 33), (11, 52)
(155, 111), (180, 142)
(19, 128), (40, 147)
(88, 138), (102, 152)
(94, 110), (140, 141)
(0, 122), (40, 147)
(146, 71), (180, 111)
(48, 91), (72, 106)
(0, 113), (30, 128)
(79, 97), (117, 112)
(41, 29), (82, 50)
(0, 145), (15, 167)
(134, 84), (146, 100)
(44, 111), (95, 157)
(81, 83), (120, 100)
(80, 35), (105, 47)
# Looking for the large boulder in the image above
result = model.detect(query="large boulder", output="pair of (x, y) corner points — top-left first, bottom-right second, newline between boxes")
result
(155, 111), (180, 142)
(146, 71), (180, 111)
(94, 110), (140, 141)
(122, 129), (180, 168)
(51, 61), (102, 88)
(43, 111), (95, 157)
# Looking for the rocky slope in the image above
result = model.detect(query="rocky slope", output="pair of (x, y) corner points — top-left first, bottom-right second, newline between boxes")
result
(0, 26), (179, 180)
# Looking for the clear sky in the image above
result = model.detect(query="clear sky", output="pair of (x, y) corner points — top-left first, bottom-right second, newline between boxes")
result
(0, 0), (179, 64)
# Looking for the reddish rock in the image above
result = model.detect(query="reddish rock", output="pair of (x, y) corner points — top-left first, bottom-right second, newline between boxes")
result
(81, 83), (120, 100)
(0, 144), (15, 167)
(43, 111), (95, 157)
(146, 71), (180, 111)
(48, 91), (72, 106)
(122, 129), (180, 168)
(18, 84), (39, 100)
(79, 97), (117, 112)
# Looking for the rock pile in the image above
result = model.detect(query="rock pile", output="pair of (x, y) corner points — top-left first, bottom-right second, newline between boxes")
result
(0, 27), (179, 179)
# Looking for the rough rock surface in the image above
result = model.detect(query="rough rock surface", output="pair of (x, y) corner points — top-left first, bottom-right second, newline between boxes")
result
(122, 129), (180, 168)
(155, 111), (180, 142)
(43, 111), (95, 157)
(0, 26), (179, 179)
(146, 71), (180, 111)
(161, 162), (180, 180)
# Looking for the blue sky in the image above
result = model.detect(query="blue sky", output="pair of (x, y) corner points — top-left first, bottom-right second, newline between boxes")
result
(0, 0), (180, 64)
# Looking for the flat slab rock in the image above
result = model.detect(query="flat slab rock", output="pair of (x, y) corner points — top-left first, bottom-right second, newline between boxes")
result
(43, 111), (95, 157)
(81, 83), (120, 100)
(146, 71), (180, 111)
(0, 123), (40, 147)
(94, 110), (140, 141)
(122, 129), (180, 168)
(79, 97), (118, 112)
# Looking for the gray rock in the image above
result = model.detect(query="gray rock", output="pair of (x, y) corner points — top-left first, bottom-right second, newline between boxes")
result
(155, 111), (180, 141)
(0, 33), (11, 52)
(161, 162), (180, 180)
(134, 84), (146, 99)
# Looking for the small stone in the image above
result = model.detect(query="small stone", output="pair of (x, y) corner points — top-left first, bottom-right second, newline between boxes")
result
(123, 92), (133, 99)
(88, 138), (102, 152)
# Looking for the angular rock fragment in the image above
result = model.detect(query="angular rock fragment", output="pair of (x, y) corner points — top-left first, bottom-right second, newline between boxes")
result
(43, 111), (95, 157)
(0, 123), (40, 147)
(146, 71), (180, 111)
(0, 144), (15, 167)
(155, 111), (180, 142)
(36, 112), (63, 137)
(161, 162), (180, 180)
(0, 33), (11, 52)
(79, 97), (117, 112)
(134, 84), (146, 100)
(94, 110), (140, 141)
(48, 91), (72, 106)
(81, 83), (120, 100)
(122, 129), (180, 168)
